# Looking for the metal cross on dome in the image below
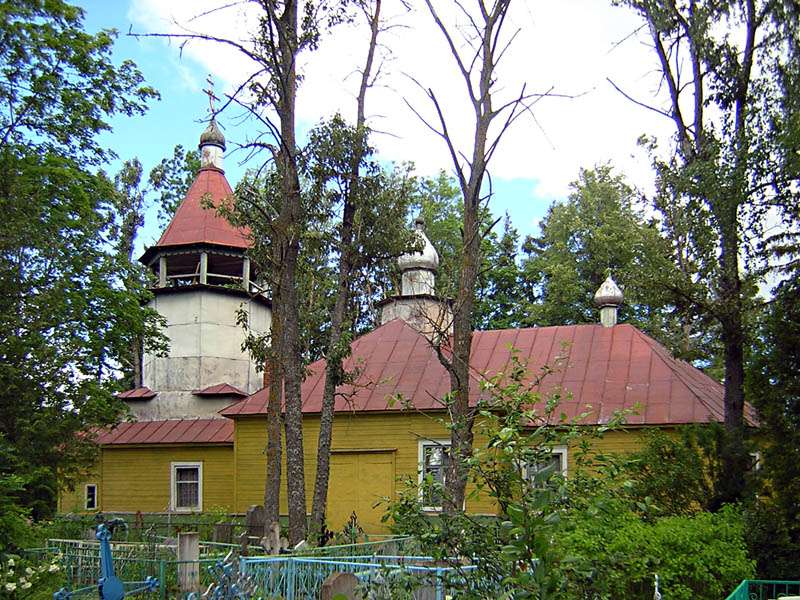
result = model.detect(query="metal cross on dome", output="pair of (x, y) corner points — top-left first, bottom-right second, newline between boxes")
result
(203, 75), (219, 118)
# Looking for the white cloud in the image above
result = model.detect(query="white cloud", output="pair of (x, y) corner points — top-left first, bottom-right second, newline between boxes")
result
(128, 0), (678, 201)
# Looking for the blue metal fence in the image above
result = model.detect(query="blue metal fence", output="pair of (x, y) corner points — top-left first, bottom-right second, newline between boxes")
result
(240, 554), (477, 600)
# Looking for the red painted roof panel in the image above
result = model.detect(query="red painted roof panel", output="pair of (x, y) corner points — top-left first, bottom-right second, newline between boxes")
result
(193, 383), (248, 397)
(117, 387), (157, 400)
(221, 319), (753, 427)
(150, 168), (249, 252)
(95, 419), (233, 445)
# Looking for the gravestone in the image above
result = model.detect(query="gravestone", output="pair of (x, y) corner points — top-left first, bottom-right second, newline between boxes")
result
(245, 505), (266, 538)
(320, 572), (361, 600)
(212, 522), (233, 544)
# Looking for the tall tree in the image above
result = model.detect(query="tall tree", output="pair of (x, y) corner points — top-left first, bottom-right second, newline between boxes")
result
(414, 0), (553, 512)
(309, 0), (383, 537)
(614, 0), (798, 502)
(519, 165), (702, 359)
(137, 0), (355, 543)
(0, 0), (157, 533)
(747, 276), (800, 577)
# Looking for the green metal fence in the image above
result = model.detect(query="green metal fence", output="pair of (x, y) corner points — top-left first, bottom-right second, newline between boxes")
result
(726, 580), (800, 600)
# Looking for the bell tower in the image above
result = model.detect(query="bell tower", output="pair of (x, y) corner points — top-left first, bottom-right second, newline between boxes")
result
(126, 120), (272, 420)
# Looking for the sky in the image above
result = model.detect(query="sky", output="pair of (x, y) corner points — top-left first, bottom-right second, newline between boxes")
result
(76, 1), (677, 249)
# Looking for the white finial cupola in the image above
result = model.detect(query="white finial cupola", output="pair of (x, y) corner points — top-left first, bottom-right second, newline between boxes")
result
(199, 119), (226, 171)
(594, 274), (624, 327)
(398, 216), (439, 296)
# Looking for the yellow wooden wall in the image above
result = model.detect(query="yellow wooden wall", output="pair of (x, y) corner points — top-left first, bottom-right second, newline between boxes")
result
(233, 413), (653, 531)
(59, 445), (234, 514)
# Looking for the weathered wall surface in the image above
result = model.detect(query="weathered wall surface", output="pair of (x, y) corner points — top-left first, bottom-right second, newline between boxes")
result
(380, 297), (452, 338)
(61, 445), (234, 514)
(136, 289), (271, 420)
(233, 413), (653, 533)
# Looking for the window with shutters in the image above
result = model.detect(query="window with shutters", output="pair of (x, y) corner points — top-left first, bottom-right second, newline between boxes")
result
(171, 462), (202, 511)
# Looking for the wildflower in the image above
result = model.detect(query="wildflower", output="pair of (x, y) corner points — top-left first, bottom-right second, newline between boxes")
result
(7, 559), (14, 567)
(48, 563), (60, 573)
(21, 582), (31, 590)
(5, 582), (16, 592)
(18, 578), (25, 585)
(25, 567), (33, 576)
(6, 570), (12, 576)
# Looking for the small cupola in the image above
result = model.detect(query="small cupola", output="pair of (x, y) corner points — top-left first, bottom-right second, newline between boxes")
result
(397, 216), (439, 296)
(199, 118), (226, 171)
(377, 216), (451, 339)
(594, 274), (624, 327)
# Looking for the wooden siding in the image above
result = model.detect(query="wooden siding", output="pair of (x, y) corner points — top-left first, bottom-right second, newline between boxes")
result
(60, 446), (234, 514)
(233, 413), (653, 532)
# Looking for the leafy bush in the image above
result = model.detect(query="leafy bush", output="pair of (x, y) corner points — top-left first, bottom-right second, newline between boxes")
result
(0, 554), (65, 600)
(559, 504), (754, 600)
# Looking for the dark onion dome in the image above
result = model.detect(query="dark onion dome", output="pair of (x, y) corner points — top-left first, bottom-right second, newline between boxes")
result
(199, 118), (226, 150)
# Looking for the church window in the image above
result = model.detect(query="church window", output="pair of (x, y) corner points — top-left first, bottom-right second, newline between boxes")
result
(171, 462), (203, 511)
(521, 446), (567, 485)
(418, 440), (450, 511)
(85, 484), (97, 510)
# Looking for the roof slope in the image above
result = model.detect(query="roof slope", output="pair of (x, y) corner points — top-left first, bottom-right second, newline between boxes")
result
(222, 319), (754, 426)
(95, 419), (233, 445)
(149, 167), (249, 252)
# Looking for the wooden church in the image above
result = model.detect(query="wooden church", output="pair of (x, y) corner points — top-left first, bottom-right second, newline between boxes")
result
(58, 122), (754, 533)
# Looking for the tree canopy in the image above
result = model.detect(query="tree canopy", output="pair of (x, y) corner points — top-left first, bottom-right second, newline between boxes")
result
(0, 0), (159, 544)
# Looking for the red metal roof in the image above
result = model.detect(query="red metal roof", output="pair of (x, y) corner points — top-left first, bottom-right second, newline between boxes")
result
(146, 167), (250, 255)
(95, 419), (233, 445)
(221, 319), (756, 426)
(193, 383), (247, 397)
(117, 387), (157, 400)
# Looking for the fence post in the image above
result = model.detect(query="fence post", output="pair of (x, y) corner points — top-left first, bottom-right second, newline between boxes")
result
(435, 567), (444, 600)
(287, 557), (296, 600)
(178, 532), (200, 594)
(159, 559), (166, 600)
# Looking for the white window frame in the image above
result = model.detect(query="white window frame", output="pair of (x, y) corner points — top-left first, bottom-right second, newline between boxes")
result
(84, 483), (98, 510)
(418, 439), (451, 512)
(522, 445), (568, 484)
(170, 462), (203, 512)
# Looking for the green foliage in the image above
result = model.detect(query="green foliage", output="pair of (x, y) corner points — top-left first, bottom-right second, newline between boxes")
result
(745, 276), (800, 577)
(560, 505), (753, 600)
(382, 355), (626, 599)
(623, 427), (718, 516)
(0, 554), (65, 600)
(0, 0), (157, 164)
(231, 115), (415, 363)
(0, 0), (159, 539)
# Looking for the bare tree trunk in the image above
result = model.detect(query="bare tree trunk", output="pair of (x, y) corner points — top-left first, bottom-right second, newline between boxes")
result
(420, 0), (523, 513)
(264, 302), (283, 532)
(271, 0), (307, 546)
(311, 0), (382, 538)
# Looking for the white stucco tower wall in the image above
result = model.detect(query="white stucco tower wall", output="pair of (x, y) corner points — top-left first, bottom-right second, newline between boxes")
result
(139, 289), (270, 420)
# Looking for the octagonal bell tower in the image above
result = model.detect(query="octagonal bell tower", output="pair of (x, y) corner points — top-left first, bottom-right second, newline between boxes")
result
(130, 120), (272, 420)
